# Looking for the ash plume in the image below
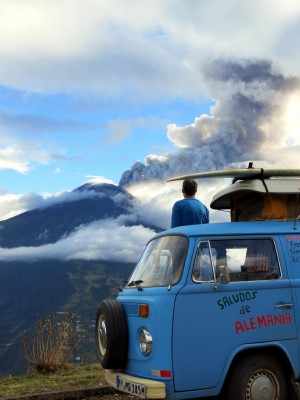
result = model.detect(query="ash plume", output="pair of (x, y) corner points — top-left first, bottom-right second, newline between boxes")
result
(119, 58), (300, 186)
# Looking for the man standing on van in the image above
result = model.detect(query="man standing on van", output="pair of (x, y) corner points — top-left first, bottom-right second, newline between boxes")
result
(171, 178), (209, 228)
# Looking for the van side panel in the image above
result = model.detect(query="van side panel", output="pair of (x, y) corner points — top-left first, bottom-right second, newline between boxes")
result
(172, 235), (297, 392)
(280, 234), (300, 378)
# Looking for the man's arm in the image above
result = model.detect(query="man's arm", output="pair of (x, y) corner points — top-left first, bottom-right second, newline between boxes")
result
(203, 206), (209, 223)
(171, 202), (181, 228)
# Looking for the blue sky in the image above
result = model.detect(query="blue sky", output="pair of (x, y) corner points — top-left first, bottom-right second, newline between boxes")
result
(0, 86), (210, 193)
(0, 0), (300, 223)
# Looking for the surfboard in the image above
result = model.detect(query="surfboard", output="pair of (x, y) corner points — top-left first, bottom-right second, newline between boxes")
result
(166, 168), (300, 182)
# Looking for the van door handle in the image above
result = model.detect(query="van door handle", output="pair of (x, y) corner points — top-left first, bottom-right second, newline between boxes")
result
(274, 303), (293, 309)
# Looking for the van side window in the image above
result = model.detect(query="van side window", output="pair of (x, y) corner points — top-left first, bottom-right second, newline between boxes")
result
(192, 241), (215, 282)
(192, 239), (280, 283)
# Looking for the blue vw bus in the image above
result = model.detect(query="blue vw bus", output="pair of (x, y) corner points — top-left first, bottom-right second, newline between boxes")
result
(95, 168), (300, 400)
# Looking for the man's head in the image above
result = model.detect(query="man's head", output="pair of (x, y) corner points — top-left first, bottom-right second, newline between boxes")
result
(182, 178), (198, 197)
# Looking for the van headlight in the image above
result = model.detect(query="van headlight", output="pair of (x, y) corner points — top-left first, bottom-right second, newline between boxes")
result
(139, 329), (152, 356)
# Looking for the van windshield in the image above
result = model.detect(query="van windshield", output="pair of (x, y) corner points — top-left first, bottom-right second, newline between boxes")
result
(128, 235), (188, 288)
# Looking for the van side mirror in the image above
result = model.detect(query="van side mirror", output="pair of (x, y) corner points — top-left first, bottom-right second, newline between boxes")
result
(217, 265), (230, 284)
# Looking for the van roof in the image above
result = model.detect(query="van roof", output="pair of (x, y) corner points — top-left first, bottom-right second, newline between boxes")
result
(161, 220), (300, 238)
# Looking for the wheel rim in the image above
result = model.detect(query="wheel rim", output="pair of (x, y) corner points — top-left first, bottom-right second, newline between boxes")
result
(246, 369), (279, 400)
(97, 314), (107, 357)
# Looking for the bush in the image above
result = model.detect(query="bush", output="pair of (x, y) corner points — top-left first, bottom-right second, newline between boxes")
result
(22, 313), (84, 373)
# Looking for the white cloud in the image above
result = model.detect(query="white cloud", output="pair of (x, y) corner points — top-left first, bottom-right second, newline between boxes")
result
(0, 129), (67, 174)
(0, 218), (155, 263)
(0, 192), (37, 220)
(0, 176), (229, 263)
(0, 186), (109, 220)
(0, 146), (32, 173)
(127, 181), (175, 230)
(0, 0), (300, 95)
(0, 166), (232, 262)
(84, 175), (115, 185)
(127, 179), (229, 230)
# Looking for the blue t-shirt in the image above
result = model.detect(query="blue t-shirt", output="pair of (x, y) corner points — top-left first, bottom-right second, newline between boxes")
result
(171, 198), (209, 228)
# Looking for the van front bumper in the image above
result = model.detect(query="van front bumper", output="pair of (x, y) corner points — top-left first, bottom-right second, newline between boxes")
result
(105, 369), (166, 399)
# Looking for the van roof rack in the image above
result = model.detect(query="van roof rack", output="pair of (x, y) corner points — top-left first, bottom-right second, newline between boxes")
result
(167, 163), (300, 221)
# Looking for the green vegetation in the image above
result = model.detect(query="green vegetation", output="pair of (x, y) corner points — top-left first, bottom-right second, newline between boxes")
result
(0, 363), (106, 398)
(0, 259), (134, 376)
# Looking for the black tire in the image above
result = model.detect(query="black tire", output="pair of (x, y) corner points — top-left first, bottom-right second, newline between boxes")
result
(227, 354), (289, 400)
(95, 299), (128, 369)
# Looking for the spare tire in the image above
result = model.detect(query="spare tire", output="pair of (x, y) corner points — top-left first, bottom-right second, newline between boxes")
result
(95, 299), (128, 369)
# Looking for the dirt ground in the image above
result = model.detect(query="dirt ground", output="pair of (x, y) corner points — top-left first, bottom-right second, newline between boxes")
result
(86, 395), (138, 400)
(86, 393), (221, 400)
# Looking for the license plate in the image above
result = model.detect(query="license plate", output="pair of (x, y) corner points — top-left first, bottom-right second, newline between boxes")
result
(116, 375), (146, 398)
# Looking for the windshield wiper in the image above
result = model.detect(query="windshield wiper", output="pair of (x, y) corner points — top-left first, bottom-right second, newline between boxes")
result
(119, 280), (128, 292)
(127, 280), (144, 291)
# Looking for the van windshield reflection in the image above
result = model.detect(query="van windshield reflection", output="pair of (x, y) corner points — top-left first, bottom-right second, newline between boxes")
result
(128, 235), (188, 288)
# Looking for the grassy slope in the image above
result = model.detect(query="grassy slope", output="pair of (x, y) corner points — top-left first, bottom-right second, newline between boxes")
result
(0, 364), (106, 398)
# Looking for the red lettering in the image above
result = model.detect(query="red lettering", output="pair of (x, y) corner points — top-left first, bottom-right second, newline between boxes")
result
(243, 320), (251, 331)
(249, 317), (256, 330)
(235, 321), (244, 334)
(274, 315), (283, 324)
(286, 312), (292, 324)
(267, 315), (274, 326)
(257, 315), (266, 328)
(235, 312), (293, 334)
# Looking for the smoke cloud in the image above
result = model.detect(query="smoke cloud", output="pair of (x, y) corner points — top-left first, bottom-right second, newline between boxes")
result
(120, 59), (300, 186)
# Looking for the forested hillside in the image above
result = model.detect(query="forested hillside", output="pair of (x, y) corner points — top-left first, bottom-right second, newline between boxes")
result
(0, 259), (134, 375)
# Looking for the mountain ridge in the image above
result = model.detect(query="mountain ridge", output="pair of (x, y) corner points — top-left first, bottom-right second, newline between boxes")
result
(0, 182), (162, 376)
(0, 182), (156, 248)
